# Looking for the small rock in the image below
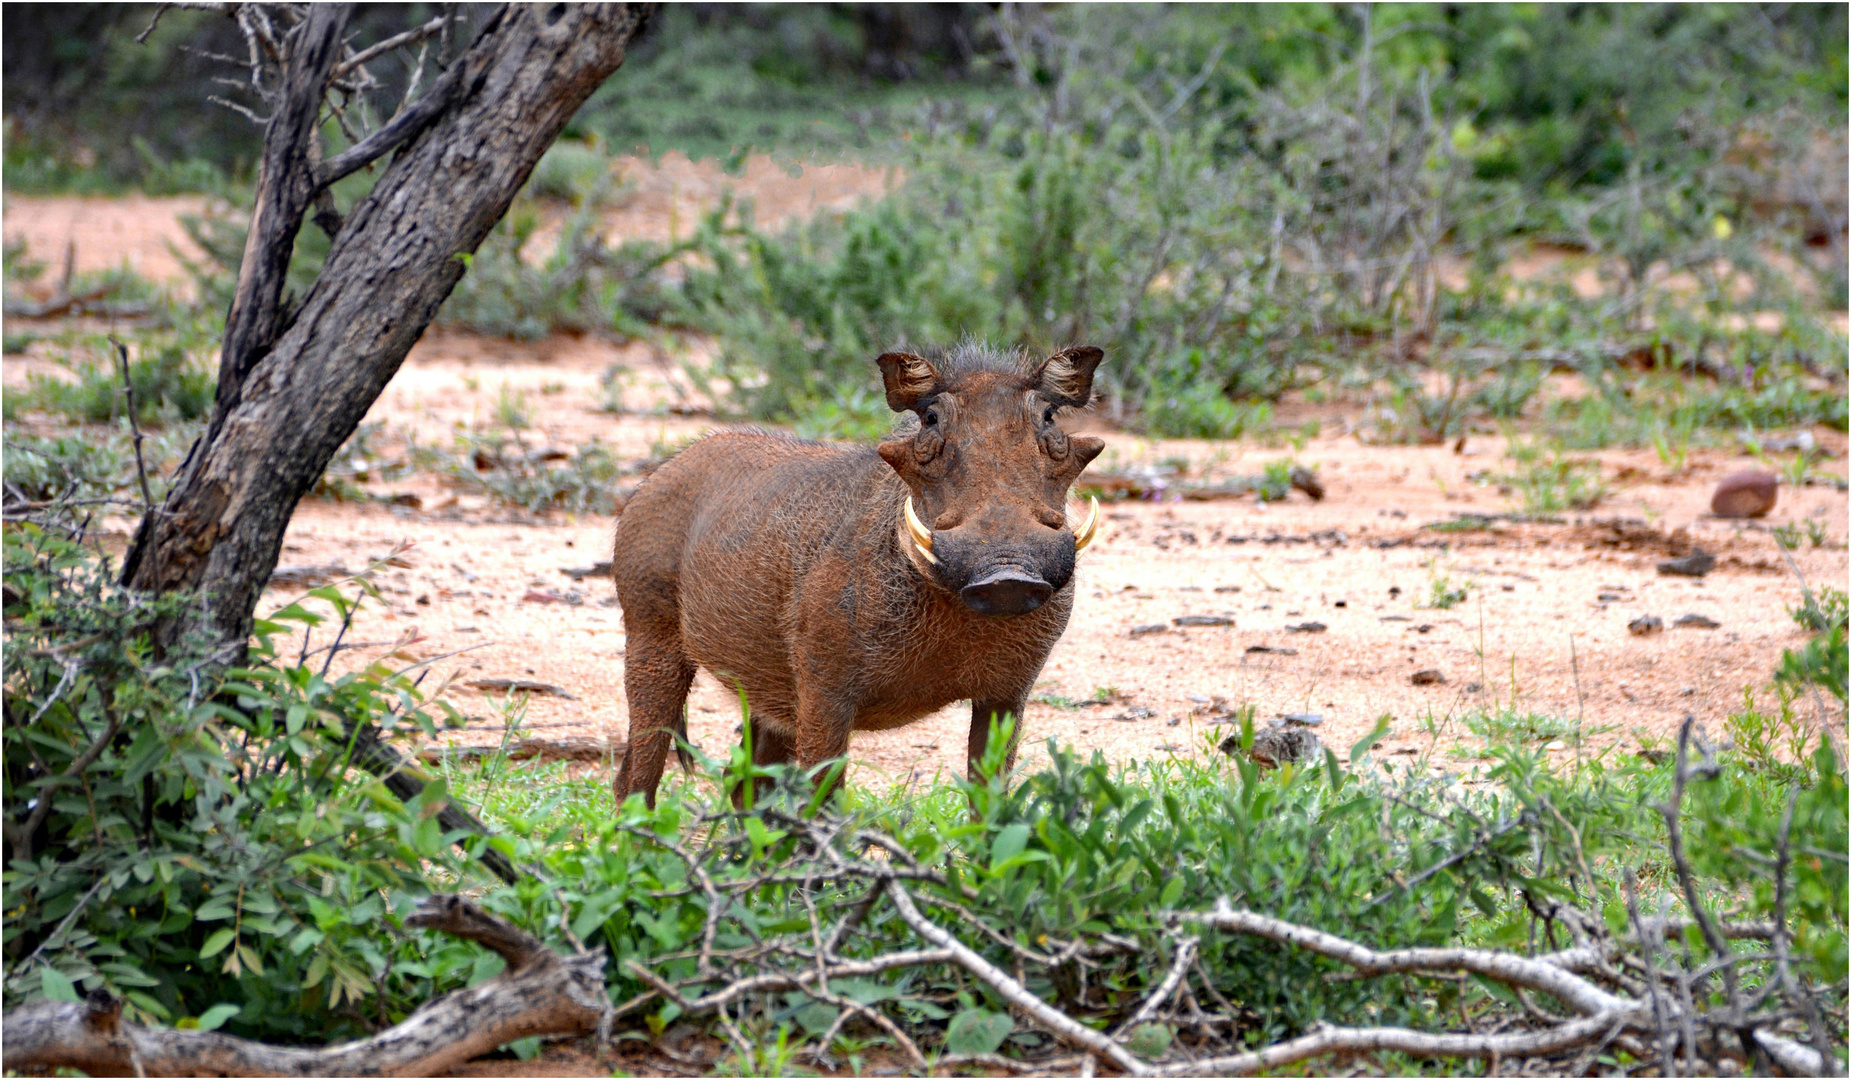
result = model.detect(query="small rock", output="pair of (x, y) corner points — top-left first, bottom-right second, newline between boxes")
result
(1657, 550), (1716, 577)
(1710, 470), (1777, 519)
(1542, 740), (1568, 751)
(1597, 592), (1622, 602)
(1673, 613), (1720, 629)
(1165, 716), (1182, 727)
(1112, 706), (1155, 722)
(561, 561), (614, 580)
(1285, 621), (1327, 634)
(1173, 614), (1235, 627)
(1679, 687), (1697, 696)
(522, 589), (567, 604)
(387, 492), (423, 509)
(1289, 466), (1326, 501)
(1410, 669), (1446, 686)
(1380, 615), (1412, 622)
(1213, 585), (1242, 593)
(1185, 694), (1212, 704)
(1245, 644), (1298, 655)
(1628, 615), (1664, 635)
(1280, 713), (1323, 727)
(1219, 725), (1322, 768)
(1128, 623), (1169, 637)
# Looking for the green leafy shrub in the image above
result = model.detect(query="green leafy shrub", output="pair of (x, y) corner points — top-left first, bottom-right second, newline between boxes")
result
(1, 530), (493, 1041)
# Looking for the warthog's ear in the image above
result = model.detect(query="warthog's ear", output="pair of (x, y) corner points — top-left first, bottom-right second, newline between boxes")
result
(876, 352), (942, 412)
(1032, 346), (1104, 408)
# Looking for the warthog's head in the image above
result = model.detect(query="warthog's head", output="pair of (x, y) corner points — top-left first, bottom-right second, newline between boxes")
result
(876, 344), (1106, 616)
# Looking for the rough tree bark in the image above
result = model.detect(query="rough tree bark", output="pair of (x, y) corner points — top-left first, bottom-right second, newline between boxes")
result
(121, 3), (653, 657)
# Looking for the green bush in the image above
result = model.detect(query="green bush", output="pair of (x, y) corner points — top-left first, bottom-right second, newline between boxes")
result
(1, 530), (493, 1041)
(447, 713), (1844, 1067)
(14, 344), (213, 427)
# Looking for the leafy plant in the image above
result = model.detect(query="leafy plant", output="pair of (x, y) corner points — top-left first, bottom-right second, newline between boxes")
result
(2, 529), (488, 1041)
(14, 343), (213, 426)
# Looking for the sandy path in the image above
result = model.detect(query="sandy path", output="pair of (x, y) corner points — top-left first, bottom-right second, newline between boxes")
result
(2, 193), (212, 290)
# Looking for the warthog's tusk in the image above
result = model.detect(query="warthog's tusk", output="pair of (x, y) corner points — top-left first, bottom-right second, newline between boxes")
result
(1072, 495), (1101, 554)
(902, 497), (939, 565)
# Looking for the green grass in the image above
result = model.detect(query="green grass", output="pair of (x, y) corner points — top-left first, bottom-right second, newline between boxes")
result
(9, 344), (213, 427)
(1498, 435), (1607, 516)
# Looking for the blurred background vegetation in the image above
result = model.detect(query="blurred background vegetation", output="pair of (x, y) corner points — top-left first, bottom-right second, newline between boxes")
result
(4, 2), (1846, 443)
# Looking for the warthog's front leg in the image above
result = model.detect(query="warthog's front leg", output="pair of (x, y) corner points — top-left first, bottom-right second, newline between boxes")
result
(969, 697), (1029, 785)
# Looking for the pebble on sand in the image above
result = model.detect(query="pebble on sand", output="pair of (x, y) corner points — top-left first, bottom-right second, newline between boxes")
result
(1710, 469), (1778, 519)
(1657, 550), (1716, 577)
(1629, 614), (1665, 636)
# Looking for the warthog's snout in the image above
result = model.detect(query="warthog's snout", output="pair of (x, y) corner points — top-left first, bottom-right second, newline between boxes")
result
(959, 569), (1054, 616)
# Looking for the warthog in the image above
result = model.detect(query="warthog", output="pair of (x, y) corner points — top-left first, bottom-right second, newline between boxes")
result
(611, 343), (1106, 805)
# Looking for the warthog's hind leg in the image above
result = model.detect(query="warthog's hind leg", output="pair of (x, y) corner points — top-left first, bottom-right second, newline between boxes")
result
(614, 634), (696, 810)
(727, 720), (795, 808)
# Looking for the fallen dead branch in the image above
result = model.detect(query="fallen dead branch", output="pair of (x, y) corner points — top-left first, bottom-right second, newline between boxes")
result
(417, 736), (622, 765)
(2, 896), (607, 1077)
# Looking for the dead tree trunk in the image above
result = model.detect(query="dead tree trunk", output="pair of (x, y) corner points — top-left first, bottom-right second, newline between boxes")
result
(120, 3), (652, 655)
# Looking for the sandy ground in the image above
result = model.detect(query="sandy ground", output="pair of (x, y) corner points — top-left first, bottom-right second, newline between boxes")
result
(225, 369), (1843, 787)
(4, 182), (1847, 791)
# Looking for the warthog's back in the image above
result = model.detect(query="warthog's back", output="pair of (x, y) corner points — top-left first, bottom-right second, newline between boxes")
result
(613, 432), (906, 720)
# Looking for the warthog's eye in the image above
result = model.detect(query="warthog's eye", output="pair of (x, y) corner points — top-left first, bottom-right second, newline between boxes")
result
(922, 408), (939, 427)
(1042, 405), (1056, 427)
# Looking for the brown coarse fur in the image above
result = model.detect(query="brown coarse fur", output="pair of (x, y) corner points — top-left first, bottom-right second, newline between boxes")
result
(611, 343), (1107, 806)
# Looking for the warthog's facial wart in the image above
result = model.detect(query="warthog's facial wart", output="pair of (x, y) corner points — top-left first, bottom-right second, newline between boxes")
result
(876, 345), (1107, 617)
